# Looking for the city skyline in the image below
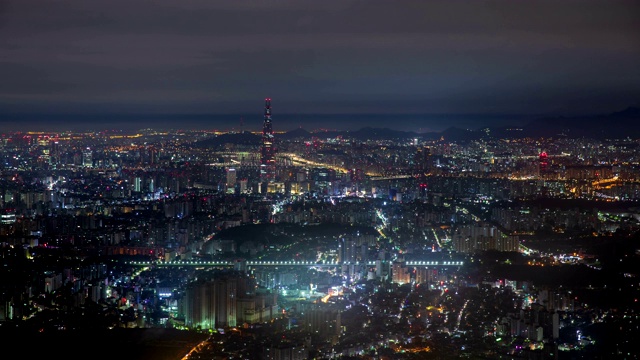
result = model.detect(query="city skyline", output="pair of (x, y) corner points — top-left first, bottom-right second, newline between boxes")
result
(2, 2), (640, 357)
(2, 93), (640, 358)
(1, 0), (639, 132)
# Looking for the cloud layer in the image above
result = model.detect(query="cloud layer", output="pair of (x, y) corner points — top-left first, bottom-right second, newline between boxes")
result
(1, 0), (639, 117)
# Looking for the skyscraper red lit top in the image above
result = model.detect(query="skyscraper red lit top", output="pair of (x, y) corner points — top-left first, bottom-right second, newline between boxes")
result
(539, 151), (548, 174)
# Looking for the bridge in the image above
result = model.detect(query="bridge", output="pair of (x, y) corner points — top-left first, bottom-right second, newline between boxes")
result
(125, 259), (464, 267)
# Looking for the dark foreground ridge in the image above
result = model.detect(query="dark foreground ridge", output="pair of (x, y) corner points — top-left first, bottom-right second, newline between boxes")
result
(0, 327), (207, 360)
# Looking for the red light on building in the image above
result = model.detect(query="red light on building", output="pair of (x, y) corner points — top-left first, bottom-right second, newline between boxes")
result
(539, 151), (548, 173)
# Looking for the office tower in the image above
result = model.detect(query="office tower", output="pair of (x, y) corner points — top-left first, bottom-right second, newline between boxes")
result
(226, 168), (236, 192)
(539, 151), (548, 175)
(260, 98), (276, 184)
(414, 145), (432, 175)
(148, 147), (156, 165)
(134, 177), (142, 192)
(82, 147), (93, 168)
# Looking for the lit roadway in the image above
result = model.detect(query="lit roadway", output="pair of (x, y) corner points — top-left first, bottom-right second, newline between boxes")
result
(281, 152), (349, 174)
(454, 299), (471, 333)
(375, 208), (388, 238)
(430, 228), (444, 250)
(181, 339), (209, 360)
(369, 174), (414, 181)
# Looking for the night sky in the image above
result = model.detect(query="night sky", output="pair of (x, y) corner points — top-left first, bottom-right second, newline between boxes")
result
(1, 0), (639, 132)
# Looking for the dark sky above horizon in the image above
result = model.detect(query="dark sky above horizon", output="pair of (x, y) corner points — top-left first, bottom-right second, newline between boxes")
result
(1, 0), (639, 131)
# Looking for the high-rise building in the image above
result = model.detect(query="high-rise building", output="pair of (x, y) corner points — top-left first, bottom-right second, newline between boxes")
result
(134, 177), (142, 192)
(226, 168), (236, 193)
(260, 98), (276, 184)
(539, 151), (548, 175)
(82, 147), (93, 168)
(392, 260), (411, 284)
(182, 273), (239, 329)
(239, 178), (248, 193)
(181, 271), (278, 330)
(414, 145), (432, 175)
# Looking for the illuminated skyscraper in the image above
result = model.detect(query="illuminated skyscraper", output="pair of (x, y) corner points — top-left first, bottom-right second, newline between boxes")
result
(82, 147), (93, 168)
(260, 98), (276, 183)
(226, 168), (236, 193)
(539, 151), (548, 176)
(414, 145), (431, 199)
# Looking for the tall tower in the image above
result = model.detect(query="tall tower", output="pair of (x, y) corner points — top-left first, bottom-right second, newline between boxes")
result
(82, 147), (93, 168)
(226, 168), (236, 193)
(539, 151), (548, 176)
(260, 98), (276, 184)
(414, 145), (431, 176)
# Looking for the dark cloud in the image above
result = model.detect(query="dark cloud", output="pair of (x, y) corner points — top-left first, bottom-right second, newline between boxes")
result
(0, 0), (639, 118)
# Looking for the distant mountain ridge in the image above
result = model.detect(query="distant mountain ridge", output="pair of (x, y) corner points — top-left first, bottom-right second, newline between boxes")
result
(284, 126), (428, 140)
(194, 106), (640, 146)
(490, 106), (640, 140)
(300, 106), (640, 141)
(194, 131), (261, 148)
